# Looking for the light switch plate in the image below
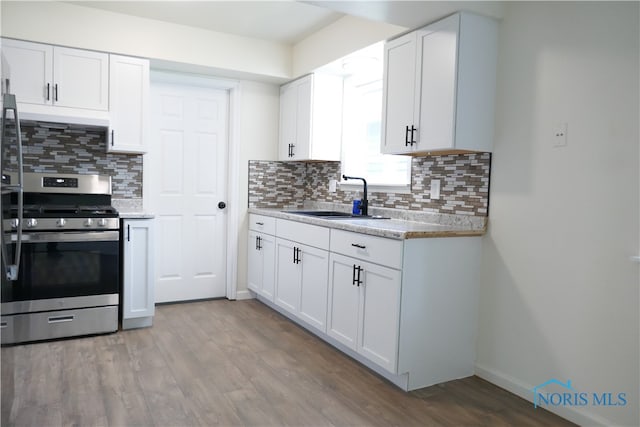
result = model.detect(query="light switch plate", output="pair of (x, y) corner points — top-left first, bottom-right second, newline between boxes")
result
(430, 179), (441, 200)
(329, 179), (337, 193)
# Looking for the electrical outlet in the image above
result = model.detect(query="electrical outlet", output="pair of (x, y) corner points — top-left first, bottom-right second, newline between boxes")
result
(553, 122), (568, 147)
(329, 179), (337, 193)
(430, 179), (441, 200)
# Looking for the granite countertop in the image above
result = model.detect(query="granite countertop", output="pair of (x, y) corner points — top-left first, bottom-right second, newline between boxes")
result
(118, 212), (155, 219)
(248, 207), (486, 240)
(112, 199), (155, 219)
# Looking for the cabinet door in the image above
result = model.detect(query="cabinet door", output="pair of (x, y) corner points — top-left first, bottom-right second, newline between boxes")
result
(122, 219), (155, 320)
(298, 244), (329, 333)
(260, 233), (276, 300)
(278, 75), (313, 160)
(327, 253), (360, 351)
(279, 82), (297, 160)
(274, 238), (301, 315)
(292, 75), (312, 160)
(0, 39), (52, 105)
(53, 46), (109, 110)
(247, 231), (263, 295)
(108, 55), (149, 153)
(416, 15), (459, 151)
(248, 231), (276, 301)
(358, 261), (401, 373)
(381, 32), (417, 154)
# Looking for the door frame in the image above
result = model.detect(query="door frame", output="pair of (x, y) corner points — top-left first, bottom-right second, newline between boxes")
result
(144, 70), (241, 300)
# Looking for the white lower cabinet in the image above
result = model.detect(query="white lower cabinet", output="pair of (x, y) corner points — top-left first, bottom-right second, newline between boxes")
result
(122, 218), (155, 329)
(247, 230), (276, 301)
(328, 252), (401, 374)
(249, 215), (482, 391)
(247, 215), (277, 301)
(274, 238), (329, 333)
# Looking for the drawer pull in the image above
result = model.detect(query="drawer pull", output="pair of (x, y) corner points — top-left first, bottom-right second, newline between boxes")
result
(48, 315), (75, 324)
(256, 222), (264, 226)
(351, 243), (366, 249)
(0, 321), (7, 328)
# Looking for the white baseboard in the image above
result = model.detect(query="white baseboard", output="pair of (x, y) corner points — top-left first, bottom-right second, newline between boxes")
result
(475, 364), (613, 427)
(233, 289), (254, 301)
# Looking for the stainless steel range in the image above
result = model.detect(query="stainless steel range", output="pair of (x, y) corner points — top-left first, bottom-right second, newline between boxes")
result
(1, 172), (120, 344)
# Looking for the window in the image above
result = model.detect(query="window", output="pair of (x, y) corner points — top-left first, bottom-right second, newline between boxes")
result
(339, 50), (411, 188)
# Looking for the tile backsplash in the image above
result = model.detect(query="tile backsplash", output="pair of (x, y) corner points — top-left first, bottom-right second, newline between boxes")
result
(5, 121), (142, 198)
(249, 153), (491, 217)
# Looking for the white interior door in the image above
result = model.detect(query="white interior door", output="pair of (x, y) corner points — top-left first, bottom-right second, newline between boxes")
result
(149, 78), (229, 302)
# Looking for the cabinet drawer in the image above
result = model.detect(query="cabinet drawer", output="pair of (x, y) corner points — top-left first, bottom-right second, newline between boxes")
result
(330, 229), (403, 269)
(249, 214), (276, 235)
(276, 219), (329, 250)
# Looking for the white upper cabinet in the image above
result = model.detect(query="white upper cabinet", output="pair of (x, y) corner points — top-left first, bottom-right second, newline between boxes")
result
(381, 12), (498, 155)
(1, 39), (109, 111)
(53, 46), (109, 111)
(1, 39), (52, 104)
(108, 55), (149, 153)
(278, 73), (343, 161)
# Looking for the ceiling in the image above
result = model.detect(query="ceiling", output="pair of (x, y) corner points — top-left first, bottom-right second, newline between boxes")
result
(67, 1), (505, 46)
(67, 1), (345, 45)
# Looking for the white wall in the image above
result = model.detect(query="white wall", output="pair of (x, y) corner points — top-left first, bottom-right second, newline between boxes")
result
(235, 80), (280, 297)
(0, 1), (291, 81)
(292, 15), (406, 77)
(477, 3), (639, 426)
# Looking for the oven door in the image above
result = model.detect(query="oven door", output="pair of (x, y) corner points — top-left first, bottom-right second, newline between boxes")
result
(1, 231), (119, 314)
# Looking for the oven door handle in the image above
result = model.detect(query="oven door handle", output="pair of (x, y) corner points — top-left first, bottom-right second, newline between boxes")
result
(1, 93), (24, 281)
(11, 231), (120, 243)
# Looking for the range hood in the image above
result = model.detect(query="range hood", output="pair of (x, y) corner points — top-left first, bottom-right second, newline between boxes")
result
(17, 102), (111, 128)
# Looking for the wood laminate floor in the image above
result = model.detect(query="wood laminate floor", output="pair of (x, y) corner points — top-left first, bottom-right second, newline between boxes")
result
(1, 299), (574, 426)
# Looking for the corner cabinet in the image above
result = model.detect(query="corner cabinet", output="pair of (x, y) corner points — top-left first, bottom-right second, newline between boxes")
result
(381, 12), (498, 155)
(107, 55), (149, 153)
(278, 73), (343, 161)
(122, 218), (155, 330)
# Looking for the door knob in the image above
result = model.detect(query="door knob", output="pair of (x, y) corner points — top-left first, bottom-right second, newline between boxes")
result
(218, 201), (226, 209)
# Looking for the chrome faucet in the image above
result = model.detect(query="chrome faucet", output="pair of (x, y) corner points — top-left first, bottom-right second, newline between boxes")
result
(342, 175), (368, 216)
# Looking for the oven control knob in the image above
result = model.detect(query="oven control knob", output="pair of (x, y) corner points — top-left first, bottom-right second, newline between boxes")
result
(25, 218), (37, 228)
(10, 218), (19, 229)
(56, 218), (66, 228)
(84, 218), (93, 227)
(98, 218), (107, 228)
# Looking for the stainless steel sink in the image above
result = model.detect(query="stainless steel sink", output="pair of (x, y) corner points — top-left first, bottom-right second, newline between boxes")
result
(284, 210), (389, 220)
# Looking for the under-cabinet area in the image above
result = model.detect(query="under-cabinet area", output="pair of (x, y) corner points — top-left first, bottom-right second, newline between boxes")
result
(247, 212), (482, 391)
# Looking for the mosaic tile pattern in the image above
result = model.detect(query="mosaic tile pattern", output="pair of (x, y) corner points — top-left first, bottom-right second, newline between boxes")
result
(248, 160), (306, 209)
(3, 121), (142, 198)
(249, 153), (491, 217)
